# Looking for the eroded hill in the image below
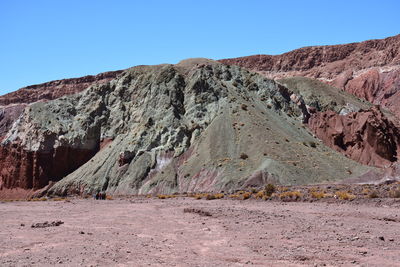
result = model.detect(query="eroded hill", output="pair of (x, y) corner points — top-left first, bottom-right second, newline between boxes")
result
(0, 59), (374, 196)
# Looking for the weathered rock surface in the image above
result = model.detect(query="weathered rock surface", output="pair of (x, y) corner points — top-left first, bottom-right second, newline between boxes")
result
(0, 59), (373, 195)
(220, 34), (400, 118)
(0, 104), (26, 138)
(279, 77), (400, 168)
(308, 106), (400, 168)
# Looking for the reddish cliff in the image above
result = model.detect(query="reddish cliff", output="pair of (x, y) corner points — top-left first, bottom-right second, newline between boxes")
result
(308, 106), (400, 168)
(0, 142), (98, 190)
(219, 35), (400, 74)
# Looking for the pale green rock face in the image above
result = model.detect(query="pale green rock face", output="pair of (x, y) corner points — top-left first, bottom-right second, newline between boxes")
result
(5, 59), (374, 195)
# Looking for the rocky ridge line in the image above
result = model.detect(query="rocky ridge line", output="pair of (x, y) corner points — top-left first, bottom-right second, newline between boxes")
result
(219, 34), (400, 118)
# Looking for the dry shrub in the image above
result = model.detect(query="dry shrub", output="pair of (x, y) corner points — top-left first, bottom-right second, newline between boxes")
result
(279, 191), (302, 201)
(264, 184), (276, 196)
(229, 194), (240, 199)
(254, 191), (265, 199)
(106, 195), (113, 200)
(278, 186), (289, 192)
(262, 195), (270, 201)
(368, 191), (379, 199)
(389, 188), (400, 198)
(214, 193), (224, 199)
(157, 194), (176, 199)
(361, 187), (371, 195)
(335, 191), (355, 200)
(310, 191), (326, 199)
(240, 153), (249, 160)
(30, 197), (47, 202)
(205, 194), (215, 200)
(242, 192), (252, 200)
(51, 197), (66, 201)
(193, 193), (208, 200)
(204, 193), (224, 200)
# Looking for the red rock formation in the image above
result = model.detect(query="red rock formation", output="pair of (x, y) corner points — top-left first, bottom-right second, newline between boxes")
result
(220, 34), (400, 118)
(0, 70), (122, 106)
(0, 142), (98, 190)
(220, 35), (400, 74)
(308, 106), (400, 168)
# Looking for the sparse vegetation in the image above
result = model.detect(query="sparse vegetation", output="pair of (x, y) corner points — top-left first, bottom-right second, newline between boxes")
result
(335, 191), (355, 200)
(310, 191), (326, 199)
(242, 192), (252, 200)
(28, 197), (48, 202)
(157, 194), (176, 199)
(279, 191), (302, 201)
(205, 193), (225, 200)
(51, 197), (67, 201)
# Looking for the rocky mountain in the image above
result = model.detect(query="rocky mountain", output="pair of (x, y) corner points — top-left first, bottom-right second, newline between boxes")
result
(1, 34), (400, 198)
(0, 59), (374, 197)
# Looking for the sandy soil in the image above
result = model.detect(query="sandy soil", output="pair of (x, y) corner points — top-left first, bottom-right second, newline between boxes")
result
(1, 197), (400, 266)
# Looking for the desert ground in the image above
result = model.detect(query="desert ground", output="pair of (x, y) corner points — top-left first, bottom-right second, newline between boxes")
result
(1, 195), (400, 267)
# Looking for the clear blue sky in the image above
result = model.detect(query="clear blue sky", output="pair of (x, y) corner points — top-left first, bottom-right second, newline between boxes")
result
(1, 0), (399, 95)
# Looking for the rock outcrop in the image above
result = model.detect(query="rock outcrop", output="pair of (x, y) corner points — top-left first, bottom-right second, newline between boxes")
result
(0, 59), (373, 195)
(0, 70), (123, 144)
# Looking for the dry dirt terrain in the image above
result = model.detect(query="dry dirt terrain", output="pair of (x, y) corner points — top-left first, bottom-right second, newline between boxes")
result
(1, 197), (400, 266)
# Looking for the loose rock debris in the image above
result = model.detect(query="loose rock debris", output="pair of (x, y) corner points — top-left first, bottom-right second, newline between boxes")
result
(31, 221), (64, 228)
